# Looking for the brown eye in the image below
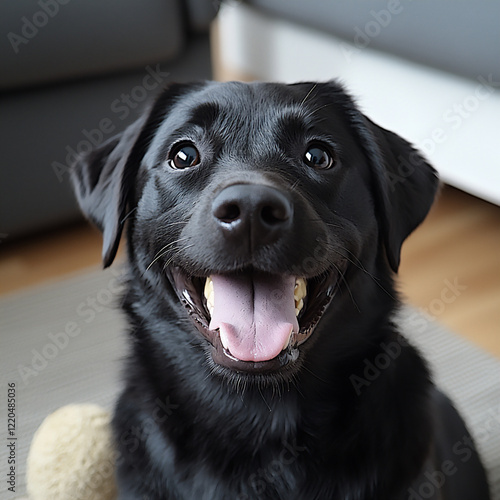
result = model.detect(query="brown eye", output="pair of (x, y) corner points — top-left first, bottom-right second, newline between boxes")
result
(304, 144), (335, 170)
(168, 143), (200, 169)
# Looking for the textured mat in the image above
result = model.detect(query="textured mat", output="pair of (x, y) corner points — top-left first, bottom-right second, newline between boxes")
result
(1, 266), (499, 498)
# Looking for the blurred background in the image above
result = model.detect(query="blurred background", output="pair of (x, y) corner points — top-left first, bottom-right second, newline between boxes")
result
(1, 0), (499, 355)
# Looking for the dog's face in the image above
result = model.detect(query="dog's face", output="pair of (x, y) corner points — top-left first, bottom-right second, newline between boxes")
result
(72, 81), (438, 380)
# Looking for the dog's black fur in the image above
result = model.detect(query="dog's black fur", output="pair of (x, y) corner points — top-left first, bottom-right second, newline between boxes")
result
(72, 81), (490, 499)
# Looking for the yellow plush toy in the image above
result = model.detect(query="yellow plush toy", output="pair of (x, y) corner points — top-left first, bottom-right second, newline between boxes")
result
(26, 404), (117, 500)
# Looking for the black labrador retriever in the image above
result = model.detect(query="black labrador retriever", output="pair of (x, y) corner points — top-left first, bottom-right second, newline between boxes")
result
(71, 81), (490, 499)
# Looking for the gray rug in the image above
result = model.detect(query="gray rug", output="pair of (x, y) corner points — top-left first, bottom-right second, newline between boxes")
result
(1, 266), (499, 499)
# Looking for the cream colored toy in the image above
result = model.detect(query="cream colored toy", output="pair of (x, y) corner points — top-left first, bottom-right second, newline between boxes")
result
(26, 404), (117, 500)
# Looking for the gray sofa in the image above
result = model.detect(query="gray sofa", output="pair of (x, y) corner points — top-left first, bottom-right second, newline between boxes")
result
(0, 0), (219, 238)
(242, 0), (499, 83)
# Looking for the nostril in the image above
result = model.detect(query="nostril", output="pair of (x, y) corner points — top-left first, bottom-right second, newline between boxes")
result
(213, 202), (241, 224)
(261, 204), (290, 226)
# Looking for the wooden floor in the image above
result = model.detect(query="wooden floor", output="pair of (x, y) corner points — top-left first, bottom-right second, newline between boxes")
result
(398, 186), (500, 358)
(0, 186), (499, 358)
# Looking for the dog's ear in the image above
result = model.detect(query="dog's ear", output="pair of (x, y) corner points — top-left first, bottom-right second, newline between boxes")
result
(71, 121), (146, 268)
(71, 83), (200, 267)
(362, 117), (439, 272)
(311, 81), (439, 272)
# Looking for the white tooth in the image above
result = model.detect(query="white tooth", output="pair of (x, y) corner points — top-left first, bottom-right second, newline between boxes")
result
(220, 330), (230, 350)
(294, 278), (306, 315)
(204, 277), (214, 316)
(295, 299), (304, 317)
(294, 278), (307, 301)
(204, 277), (213, 297)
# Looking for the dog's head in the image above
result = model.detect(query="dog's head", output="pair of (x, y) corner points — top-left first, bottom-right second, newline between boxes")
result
(72, 81), (438, 379)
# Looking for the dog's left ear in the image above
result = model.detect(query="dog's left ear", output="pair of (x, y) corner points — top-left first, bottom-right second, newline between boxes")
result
(362, 117), (440, 272)
(316, 81), (439, 272)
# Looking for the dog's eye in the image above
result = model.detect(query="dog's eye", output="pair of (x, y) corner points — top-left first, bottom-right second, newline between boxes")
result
(168, 144), (201, 169)
(304, 144), (335, 170)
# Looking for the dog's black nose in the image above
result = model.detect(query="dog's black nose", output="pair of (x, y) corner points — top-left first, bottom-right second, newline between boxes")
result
(212, 184), (293, 248)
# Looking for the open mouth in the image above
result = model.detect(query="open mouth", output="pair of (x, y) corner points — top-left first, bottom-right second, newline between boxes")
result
(167, 267), (339, 373)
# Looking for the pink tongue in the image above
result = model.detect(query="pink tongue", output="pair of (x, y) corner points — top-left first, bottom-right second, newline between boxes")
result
(209, 273), (299, 362)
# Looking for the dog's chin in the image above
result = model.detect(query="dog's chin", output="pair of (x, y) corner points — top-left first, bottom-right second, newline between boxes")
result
(166, 264), (341, 378)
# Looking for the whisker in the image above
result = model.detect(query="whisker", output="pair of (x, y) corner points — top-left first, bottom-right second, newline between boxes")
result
(290, 373), (305, 399)
(155, 237), (190, 257)
(302, 102), (336, 121)
(300, 83), (318, 107)
(161, 221), (189, 229)
(300, 364), (328, 385)
(331, 247), (366, 273)
(330, 247), (396, 300)
(258, 385), (272, 411)
(331, 260), (360, 313)
(120, 207), (137, 224)
(145, 237), (191, 272)
(161, 245), (195, 270)
(289, 179), (301, 192)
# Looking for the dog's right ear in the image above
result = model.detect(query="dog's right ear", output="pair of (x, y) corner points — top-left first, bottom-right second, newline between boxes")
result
(70, 119), (146, 268)
(71, 83), (201, 267)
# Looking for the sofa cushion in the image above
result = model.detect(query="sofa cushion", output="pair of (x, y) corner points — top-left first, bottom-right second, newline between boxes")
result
(1, 0), (187, 90)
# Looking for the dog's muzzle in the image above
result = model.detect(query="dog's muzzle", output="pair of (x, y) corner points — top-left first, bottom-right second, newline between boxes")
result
(165, 182), (342, 375)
